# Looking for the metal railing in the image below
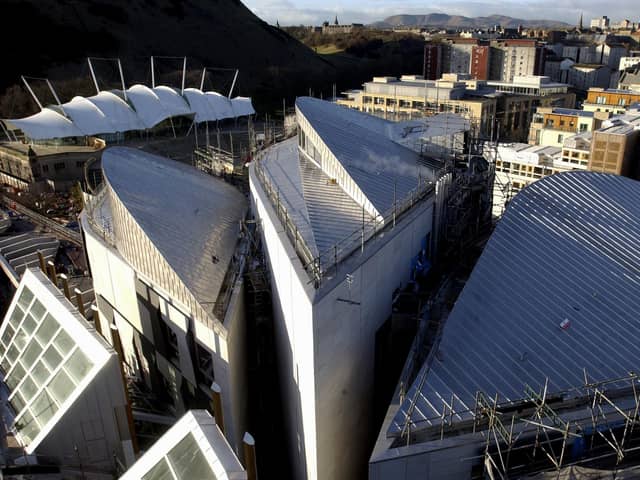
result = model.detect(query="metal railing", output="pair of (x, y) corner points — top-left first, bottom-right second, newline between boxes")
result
(253, 147), (435, 287)
(83, 183), (116, 247)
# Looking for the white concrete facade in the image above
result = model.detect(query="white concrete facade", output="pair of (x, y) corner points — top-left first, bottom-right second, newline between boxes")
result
(248, 98), (437, 480)
(80, 149), (249, 455)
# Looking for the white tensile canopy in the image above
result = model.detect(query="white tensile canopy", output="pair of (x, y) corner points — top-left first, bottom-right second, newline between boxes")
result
(231, 97), (256, 117)
(126, 85), (193, 129)
(4, 109), (84, 140)
(4, 86), (253, 140)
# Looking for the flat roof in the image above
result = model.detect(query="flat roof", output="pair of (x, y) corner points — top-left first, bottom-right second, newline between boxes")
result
(391, 172), (640, 437)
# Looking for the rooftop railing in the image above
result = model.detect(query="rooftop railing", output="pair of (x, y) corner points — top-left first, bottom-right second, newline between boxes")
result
(253, 146), (435, 288)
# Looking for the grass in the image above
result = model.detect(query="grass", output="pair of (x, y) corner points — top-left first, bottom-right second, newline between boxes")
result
(313, 44), (345, 54)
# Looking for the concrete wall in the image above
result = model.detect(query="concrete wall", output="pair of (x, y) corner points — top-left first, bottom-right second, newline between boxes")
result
(369, 438), (478, 479)
(251, 163), (435, 480)
(250, 172), (317, 480)
(314, 199), (435, 480)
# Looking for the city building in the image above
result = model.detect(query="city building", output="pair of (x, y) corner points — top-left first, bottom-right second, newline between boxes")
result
(120, 410), (248, 480)
(249, 97), (444, 480)
(488, 39), (545, 82)
(528, 107), (608, 146)
(619, 52), (640, 72)
(370, 171), (640, 479)
(336, 74), (497, 137)
(442, 38), (483, 76)
(80, 147), (250, 453)
(588, 112), (640, 176)
(582, 87), (640, 114)
(0, 267), (135, 476)
(618, 65), (640, 91)
(590, 15), (610, 29)
(422, 43), (442, 80)
(321, 18), (364, 35)
(486, 75), (573, 99)
(0, 139), (105, 191)
(566, 63), (612, 90)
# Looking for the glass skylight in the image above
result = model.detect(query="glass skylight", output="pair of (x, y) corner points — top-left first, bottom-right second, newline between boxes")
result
(141, 433), (217, 480)
(0, 286), (94, 445)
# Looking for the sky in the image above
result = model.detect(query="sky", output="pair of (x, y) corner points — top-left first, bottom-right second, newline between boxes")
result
(243, 0), (638, 27)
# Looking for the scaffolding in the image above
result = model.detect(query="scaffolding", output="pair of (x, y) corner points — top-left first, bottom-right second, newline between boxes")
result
(399, 371), (640, 479)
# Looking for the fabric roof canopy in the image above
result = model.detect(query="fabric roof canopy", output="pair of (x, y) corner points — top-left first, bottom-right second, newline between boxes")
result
(231, 97), (256, 117)
(4, 86), (254, 140)
(4, 109), (84, 140)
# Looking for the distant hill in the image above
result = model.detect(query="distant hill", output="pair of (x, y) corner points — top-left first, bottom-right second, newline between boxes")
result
(0, 0), (332, 116)
(373, 14), (570, 29)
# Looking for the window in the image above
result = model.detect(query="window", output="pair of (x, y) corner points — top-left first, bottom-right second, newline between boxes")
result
(557, 134), (563, 143)
(53, 162), (65, 172)
(579, 124), (588, 132)
(618, 98), (626, 106)
(596, 96), (606, 104)
(41, 165), (49, 173)
(195, 343), (214, 385)
(158, 320), (180, 364)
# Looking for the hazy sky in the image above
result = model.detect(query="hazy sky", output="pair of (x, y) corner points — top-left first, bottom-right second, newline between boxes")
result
(244, 0), (638, 26)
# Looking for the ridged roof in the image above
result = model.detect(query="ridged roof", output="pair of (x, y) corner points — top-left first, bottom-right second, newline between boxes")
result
(392, 172), (640, 437)
(103, 147), (247, 311)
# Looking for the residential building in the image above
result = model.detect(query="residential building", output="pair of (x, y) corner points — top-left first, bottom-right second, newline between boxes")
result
(471, 44), (491, 80)
(442, 38), (478, 75)
(590, 15), (610, 29)
(80, 147), (250, 454)
(528, 107), (608, 146)
(370, 172), (640, 479)
(582, 87), (640, 114)
(589, 113), (640, 176)
(0, 267), (135, 476)
(488, 39), (545, 82)
(567, 64), (612, 90)
(620, 56), (640, 72)
(120, 410), (247, 480)
(249, 97), (443, 480)
(619, 66), (640, 91)
(422, 43), (442, 80)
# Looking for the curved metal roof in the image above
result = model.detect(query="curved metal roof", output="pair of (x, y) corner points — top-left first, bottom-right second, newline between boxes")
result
(102, 147), (247, 314)
(391, 172), (640, 436)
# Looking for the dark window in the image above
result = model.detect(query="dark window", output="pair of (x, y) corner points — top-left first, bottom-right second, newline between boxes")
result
(195, 343), (214, 385)
(42, 165), (49, 173)
(158, 320), (180, 365)
(54, 162), (65, 172)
